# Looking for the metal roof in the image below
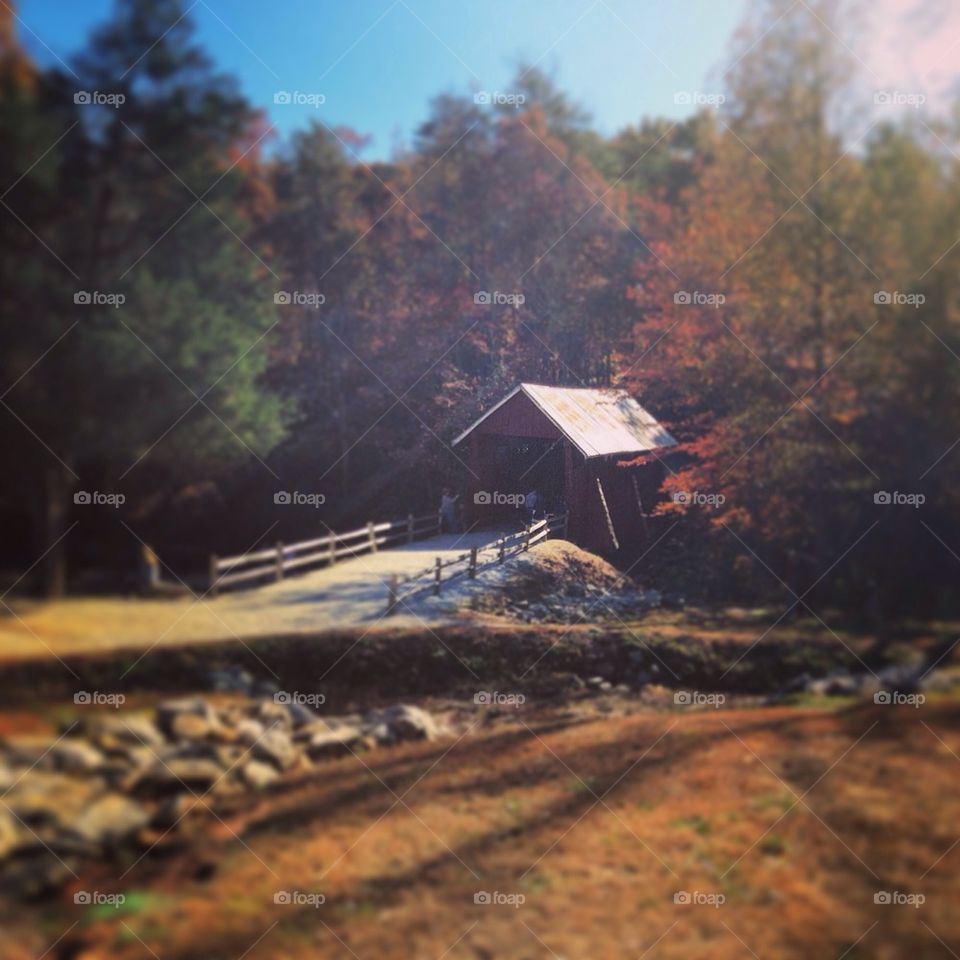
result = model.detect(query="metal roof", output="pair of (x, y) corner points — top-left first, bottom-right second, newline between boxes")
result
(452, 383), (677, 459)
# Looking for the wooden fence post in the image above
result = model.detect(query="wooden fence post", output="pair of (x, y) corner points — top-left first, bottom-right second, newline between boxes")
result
(387, 574), (398, 614)
(469, 546), (477, 578)
(208, 554), (218, 596)
(407, 513), (415, 543)
(434, 557), (442, 595)
(328, 532), (336, 567)
(275, 541), (284, 581)
(498, 538), (505, 564)
(368, 521), (378, 553)
(523, 524), (531, 552)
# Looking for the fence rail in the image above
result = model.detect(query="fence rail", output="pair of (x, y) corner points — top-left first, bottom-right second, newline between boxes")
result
(386, 513), (568, 614)
(208, 511), (440, 594)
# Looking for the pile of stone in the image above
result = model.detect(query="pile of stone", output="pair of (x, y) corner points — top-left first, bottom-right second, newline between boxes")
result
(481, 581), (662, 625)
(783, 663), (958, 698)
(0, 696), (443, 896)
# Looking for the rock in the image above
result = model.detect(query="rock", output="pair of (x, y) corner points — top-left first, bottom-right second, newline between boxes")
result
(93, 715), (166, 752)
(918, 670), (958, 693)
(613, 684), (631, 695)
(169, 711), (220, 743)
(586, 676), (606, 688)
(824, 674), (860, 696)
(208, 665), (254, 694)
(251, 679), (280, 698)
(233, 718), (266, 746)
(255, 700), (293, 732)
(156, 698), (220, 739)
(363, 704), (442, 743)
(878, 664), (924, 692)
(282, 700), (319, 729)
(598, 681), (613, 693)
(4, 772), (104, 829)
(251, 727), (296, 770)
(241, 760), (280, 790)
(306, 726), (363, 759)
(0, 809), (24, 858)
(129, 758), (226, 797)
(70, 794), (150, 846)
(2, 737), (104, 775)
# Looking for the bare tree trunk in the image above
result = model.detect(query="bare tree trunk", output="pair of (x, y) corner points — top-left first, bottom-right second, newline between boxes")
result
(39, 464), (72, 598)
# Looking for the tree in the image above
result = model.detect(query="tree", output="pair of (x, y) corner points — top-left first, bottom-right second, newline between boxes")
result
(0, 0), (287, 594)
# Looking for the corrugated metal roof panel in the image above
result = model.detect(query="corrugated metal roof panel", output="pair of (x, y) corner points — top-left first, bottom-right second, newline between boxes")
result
(453, 384), (677, 458)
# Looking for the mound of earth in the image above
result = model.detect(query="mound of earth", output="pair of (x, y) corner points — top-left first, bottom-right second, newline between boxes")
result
(417, 539), (660, 623)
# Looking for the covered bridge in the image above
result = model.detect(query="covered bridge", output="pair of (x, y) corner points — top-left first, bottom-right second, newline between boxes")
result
(453, 383), (677, 556)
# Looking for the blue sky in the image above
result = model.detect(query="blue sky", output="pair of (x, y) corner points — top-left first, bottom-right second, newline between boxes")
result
(19, 0), (746, 157)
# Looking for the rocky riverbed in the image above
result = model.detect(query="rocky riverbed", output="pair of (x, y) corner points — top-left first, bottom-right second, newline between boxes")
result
(0, 692), (445, 898)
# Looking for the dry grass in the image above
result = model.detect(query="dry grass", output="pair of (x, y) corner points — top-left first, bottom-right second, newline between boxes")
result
(6, 696), (959, 960)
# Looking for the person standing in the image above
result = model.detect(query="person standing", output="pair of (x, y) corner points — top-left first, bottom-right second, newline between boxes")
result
(440, 487), (460, 533)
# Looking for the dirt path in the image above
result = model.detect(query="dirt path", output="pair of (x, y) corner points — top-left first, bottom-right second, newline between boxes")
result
(0, 531), (499, 662)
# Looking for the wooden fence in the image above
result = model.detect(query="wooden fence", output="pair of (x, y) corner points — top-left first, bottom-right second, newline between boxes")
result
(385, 513), (568, 614)
(208, 511), (441, 594)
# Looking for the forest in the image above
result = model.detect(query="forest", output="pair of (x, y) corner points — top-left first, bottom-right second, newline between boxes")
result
(2, 0), (958, 617)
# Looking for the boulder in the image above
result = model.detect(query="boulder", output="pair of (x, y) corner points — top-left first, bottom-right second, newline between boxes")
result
(918, 670), (958, 693)
(233, 718), (266, 747)
(129, 758), (226, 797)
(241, 761), (280, 790)
(282, 700), (320, 729)
(70, 794), (150, 846)
(4, 772), (104, 829)
(93, 715), (166, 752)
(208, 665), (254, 694)
(0, 809), (24, 859)
(363, 704), (442, 743)
(169, 711), (221, 743)
(306, 725), (363, 759)
(255, 700), (293, 732)
(2, 736), (105, 775)
(251, 728), (296, 770)
(156, 698), (221, 740)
